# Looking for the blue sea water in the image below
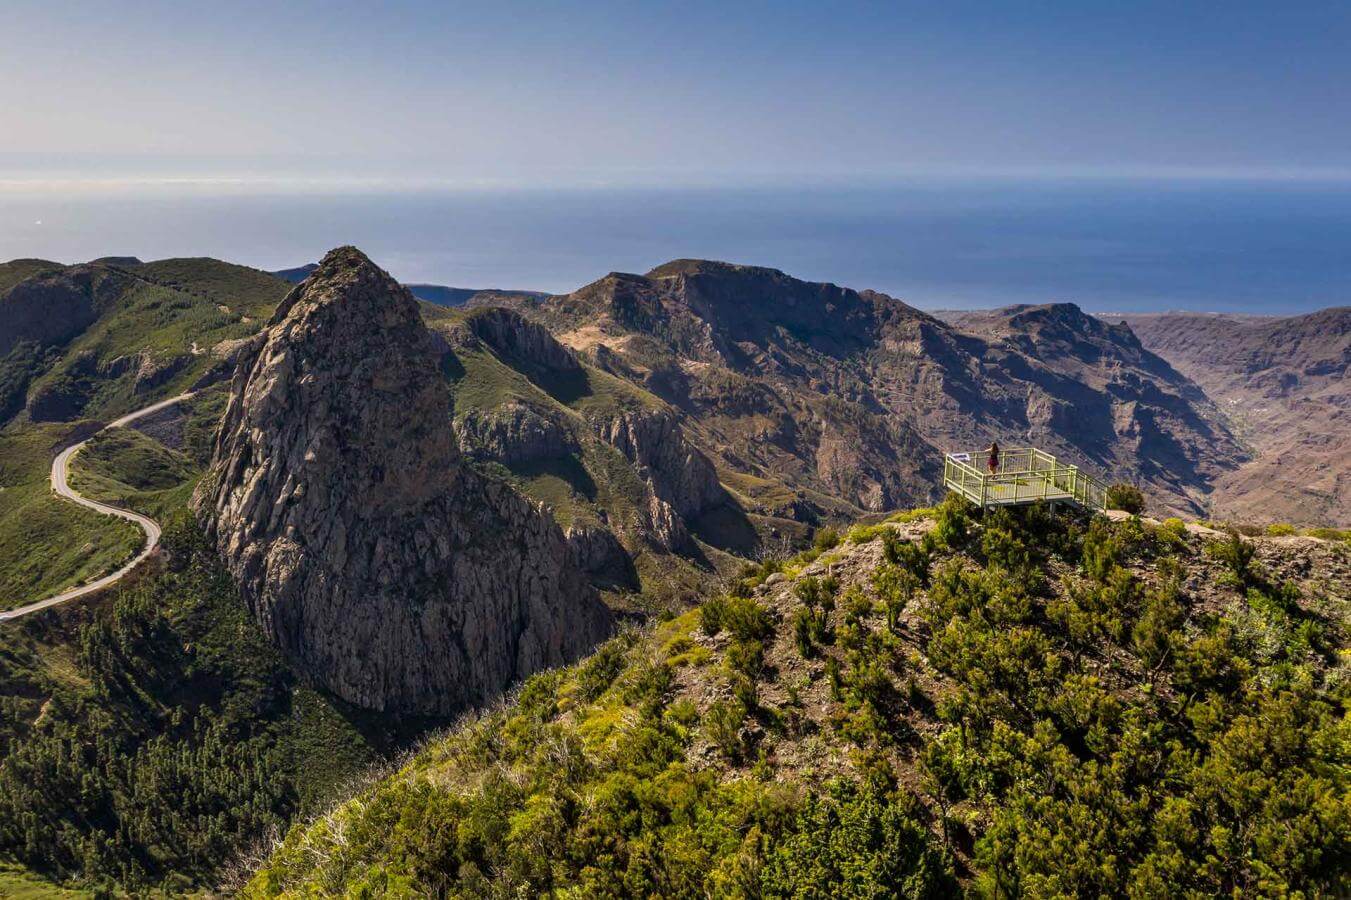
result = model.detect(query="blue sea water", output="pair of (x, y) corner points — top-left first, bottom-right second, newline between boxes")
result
(3, 178), (1349, 313)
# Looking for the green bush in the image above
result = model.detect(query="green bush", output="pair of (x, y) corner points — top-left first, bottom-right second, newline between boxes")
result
(1264, 522), (1297, 536)
(813, 526), (842, 551)
(932, 493), (971, 549)
(700, 595), (729, 636)
(881, 528), (930, 580)
(1160, 517), (1188, 540)
(793, 607), (815, 657)
(723, 596), (774, 643)
(847, 523), (886, 544)
(761, 779), (956, 898)
(1206, 530), (1257, 585)
(793, 575), (837, 648)
(705, 698), (749, 761)
(1105, 482), (1146, 514)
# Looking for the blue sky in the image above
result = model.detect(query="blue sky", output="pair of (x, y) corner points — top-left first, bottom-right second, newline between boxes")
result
(4, 0), (1350, 187)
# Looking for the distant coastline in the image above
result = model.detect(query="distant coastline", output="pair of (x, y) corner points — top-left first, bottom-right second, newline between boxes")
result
(4, 178), (1349, 315)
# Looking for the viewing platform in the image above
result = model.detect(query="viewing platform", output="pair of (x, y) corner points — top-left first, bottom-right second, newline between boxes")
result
(943, 446), (1107, 512)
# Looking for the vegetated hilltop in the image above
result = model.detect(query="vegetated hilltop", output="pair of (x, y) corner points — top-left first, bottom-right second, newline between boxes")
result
(484, 260), (1246, 518)
(0, 255), (289, 426)
(196, 247), (612, 716)
(246, 499), (1349, 898)
(1122, 308), (1351, 527)
(0, 255), (289, 605)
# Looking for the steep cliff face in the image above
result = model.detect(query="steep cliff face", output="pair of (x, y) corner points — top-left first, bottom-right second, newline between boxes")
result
(591, 407), (727, 520)
(196, 247), (611, 715)
(457, 401), (580, 464)
(462, 306), (583, 373)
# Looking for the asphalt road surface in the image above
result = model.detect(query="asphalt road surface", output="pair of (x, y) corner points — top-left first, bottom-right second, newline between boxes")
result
(0, 392), (195, 622)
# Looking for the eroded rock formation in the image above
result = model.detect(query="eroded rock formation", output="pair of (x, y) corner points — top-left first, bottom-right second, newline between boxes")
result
(592, 407), (727, 519)
(195, 246), (611, 715)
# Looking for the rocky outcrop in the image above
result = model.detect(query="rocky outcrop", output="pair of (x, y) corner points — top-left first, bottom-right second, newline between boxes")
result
(592, 407), (727, 519)
(131, 351), (191, 395)
(564, 522), (637, 589)
(462, 307), (581, 373)
(637, 494), (691, 552)
(27, 348), (193, 421)
(195, 246), (611, 715)
(457, 402), (579, 464)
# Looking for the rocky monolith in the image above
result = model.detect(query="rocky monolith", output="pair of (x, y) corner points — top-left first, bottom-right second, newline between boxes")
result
(195, 247), (611, 714)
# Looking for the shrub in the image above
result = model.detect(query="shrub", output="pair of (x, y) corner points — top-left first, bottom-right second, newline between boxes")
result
(760, 780), (955, 897)
(795, 575), (837, 645)
(881, 529), (930, 579)
(1106, 482), (1146, 514)
(1206, 530), (1257, 586)
(873, 565), (920, 633)
(847, 523), (886, 544)
(813, 526), (842, 551)
(979, 508), (1037, 573)
(932, 493), (972, 549)
(1264, 523), (1297, 536)
(1132, 575), (1185, 669)
(1081, 518), (1128, 583)
(574, 639), (630, 702)
(886, 506), (937, 524)
(793, 607), (815, 657)
(705, 699), (749, 761)
(701, 595), (729, 636)
(726, 639), (765, 679)
(723, 596), (774, 643)
(795, 574), (838, 609)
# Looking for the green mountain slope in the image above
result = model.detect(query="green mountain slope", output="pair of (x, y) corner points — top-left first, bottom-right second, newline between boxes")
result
(0, 259), (63, 295)
(245, 504), (1349, 897)
(430, 304), (763, 605)
(0, 518), (411, 895)
(18, 259), (288, 423)
(0, 424), (143, 607)
(0, 256), (288, 610)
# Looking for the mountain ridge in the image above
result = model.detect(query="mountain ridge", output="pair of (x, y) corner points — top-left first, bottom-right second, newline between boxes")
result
(485, 260), (1246, 517)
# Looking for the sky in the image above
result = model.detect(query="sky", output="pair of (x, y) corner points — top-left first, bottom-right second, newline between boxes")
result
(4, 0), (1351, 187)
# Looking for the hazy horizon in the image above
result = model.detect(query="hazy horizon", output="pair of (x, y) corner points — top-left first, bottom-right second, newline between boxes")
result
(5, 177), (1349, 315)
(5, 1), (1349, 314)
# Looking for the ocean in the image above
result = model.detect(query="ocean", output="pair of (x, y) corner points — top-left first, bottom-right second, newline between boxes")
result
(3, 178), (1349, 313)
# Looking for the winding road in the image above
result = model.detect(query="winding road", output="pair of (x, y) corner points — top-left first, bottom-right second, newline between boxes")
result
(0, 392), (195, 622)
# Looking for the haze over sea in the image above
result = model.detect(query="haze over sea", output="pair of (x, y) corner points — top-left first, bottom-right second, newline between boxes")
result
(4, 177), (1349, 314)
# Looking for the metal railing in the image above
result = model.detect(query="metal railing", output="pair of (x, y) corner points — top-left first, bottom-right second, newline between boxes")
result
(942, 447), (1107, 512)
